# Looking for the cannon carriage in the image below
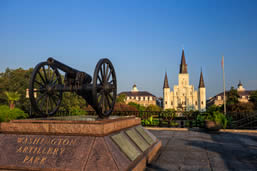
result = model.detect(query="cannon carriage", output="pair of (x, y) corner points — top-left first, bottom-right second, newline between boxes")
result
(29, 57), (117, 118)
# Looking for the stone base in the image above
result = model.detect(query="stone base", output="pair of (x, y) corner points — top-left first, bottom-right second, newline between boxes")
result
(0, 116), (161, 171)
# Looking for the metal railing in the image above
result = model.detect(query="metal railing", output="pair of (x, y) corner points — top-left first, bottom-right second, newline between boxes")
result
(229, 112), (257, 129)
(52, 110), (257, 129)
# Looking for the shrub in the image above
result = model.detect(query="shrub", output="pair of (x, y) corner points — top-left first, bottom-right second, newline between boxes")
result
(69, 107), (87, 115)
(196, 111), (228, 129)
(0, 105), (28, 122)
(161, 109), (177, 121)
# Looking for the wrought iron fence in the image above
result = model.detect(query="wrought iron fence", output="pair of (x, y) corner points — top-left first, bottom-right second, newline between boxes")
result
(228, 112), (257, 129)
(52, 110), (257, 129)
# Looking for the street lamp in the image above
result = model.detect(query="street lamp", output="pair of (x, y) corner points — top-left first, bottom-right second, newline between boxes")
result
(26, 88), (37, 116)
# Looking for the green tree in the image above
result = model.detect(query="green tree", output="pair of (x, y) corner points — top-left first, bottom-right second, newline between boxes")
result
(0, 105), (28, 122)
(58, 92), (87, 114)
(0, 67), (33, 112)
(226, 86), (240, 112)
(207, 105), (222, 113)
(249, 90), (257, 110)
(145, 104), (161, 112)
(4, 91), (21, 109)
(128, 102), (146, 111)
(161, 109), (177, 125)
(116, 94), (127, 104)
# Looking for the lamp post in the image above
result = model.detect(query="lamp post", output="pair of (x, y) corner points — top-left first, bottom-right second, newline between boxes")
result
(26, 88), (37, 116)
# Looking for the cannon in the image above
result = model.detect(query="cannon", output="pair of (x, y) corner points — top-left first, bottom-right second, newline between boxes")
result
(29, 57), (117, 118)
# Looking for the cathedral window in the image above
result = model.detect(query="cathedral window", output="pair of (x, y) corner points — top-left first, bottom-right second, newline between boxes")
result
(201, 101), (203, 105)
(165, 101), (167, 104)
(171, 101), (173, 105)
(195, 101), (197, 105)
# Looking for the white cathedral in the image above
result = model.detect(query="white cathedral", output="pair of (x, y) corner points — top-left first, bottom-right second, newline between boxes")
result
(163, 49), (206, 111)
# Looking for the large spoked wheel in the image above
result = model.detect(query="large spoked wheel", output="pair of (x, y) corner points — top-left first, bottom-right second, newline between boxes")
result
(29, 62), (63, 117)
(92, 58), (117, 118)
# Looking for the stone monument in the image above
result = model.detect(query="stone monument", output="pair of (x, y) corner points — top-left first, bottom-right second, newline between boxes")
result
(0, 58), (161, 170)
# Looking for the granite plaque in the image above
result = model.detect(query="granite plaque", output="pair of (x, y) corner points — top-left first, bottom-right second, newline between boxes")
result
(111, 133), (141, 161)
(0, 134), (94, 170)
(136, 126), (155, 145)
(126, 129), (150, 152)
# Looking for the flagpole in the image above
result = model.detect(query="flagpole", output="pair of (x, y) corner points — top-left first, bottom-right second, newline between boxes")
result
(222, 56), (226, 115)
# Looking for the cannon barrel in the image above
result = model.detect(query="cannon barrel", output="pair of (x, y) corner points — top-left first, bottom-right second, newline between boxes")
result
(47, 57), (92, 83)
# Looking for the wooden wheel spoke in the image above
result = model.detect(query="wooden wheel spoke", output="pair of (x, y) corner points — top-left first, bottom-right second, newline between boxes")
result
(105, 64), (109, 80)
(100, 94), (104, 108)
(52, 78), (58, 85)
(50, 68), (57, 83)
(109, 80), (114, 84)
(50, 95), (58, 106)
(103, 97), (107, 111)
(36, 92), (47, 103)
(97, 75), (103, 84)
(106, 94), (111, 108)
(107, 93), (113, 101)
(107, 69), (112, 82)
(103, 64), (106, 80)
(38, 71), (46, 84)
(43, 66), (49, 83)
(49, 97), (54, 112)
(103, 96), (108, 112)
(39, 95), (47, 111)
(100, 67), (104, 81)
(48, 65), (51, 80)
(97, 93), (101, 103)
(34, 80), (44, 87)
(46, 96), (49, 114)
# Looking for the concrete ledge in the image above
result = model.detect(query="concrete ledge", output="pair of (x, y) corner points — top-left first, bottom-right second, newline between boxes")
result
(146, 140), (162, 163)
(0, 116), (141, 136)
(132, 157), (146, 171)
(220, 129), (257, 133)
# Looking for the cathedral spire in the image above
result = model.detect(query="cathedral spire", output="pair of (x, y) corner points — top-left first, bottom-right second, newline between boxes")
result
(163, 72), (169, 88)
(198, 70), (205, 88)
(179, 49), (188, 73)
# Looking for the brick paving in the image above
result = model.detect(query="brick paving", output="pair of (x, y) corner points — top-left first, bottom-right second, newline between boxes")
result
(146, 129), (257, 171)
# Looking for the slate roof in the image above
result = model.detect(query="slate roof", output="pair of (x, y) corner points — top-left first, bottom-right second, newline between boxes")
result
(118, 91), (156, 97)
(179, 49), (188, 74)
(163, 72), (169, 88)
(198, 71), (205, 88)
(214, 90), (254, 98)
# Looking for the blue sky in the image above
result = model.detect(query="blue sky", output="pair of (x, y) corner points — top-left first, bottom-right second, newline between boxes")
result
(1, 0), (257, 98)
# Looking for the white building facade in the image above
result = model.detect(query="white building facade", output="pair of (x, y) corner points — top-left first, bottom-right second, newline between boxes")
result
(119, 85), (157, 107)
(163, 49), (206, 111)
